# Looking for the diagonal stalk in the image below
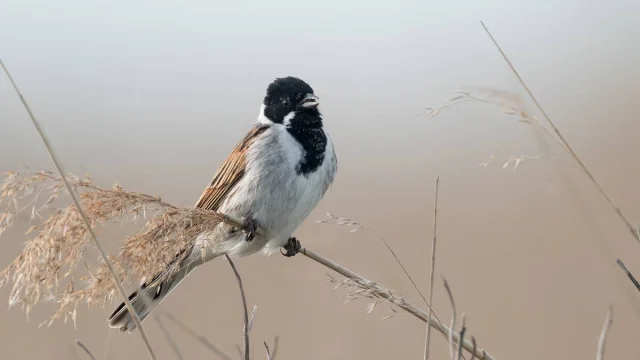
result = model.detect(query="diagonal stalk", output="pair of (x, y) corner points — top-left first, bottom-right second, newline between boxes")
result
(0, 58), (157, 360)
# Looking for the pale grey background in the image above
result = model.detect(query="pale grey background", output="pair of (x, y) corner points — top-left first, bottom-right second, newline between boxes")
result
(1, 0), (640, 359)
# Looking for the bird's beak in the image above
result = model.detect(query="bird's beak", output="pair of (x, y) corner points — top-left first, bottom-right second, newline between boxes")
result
(300, 94), (320, 109)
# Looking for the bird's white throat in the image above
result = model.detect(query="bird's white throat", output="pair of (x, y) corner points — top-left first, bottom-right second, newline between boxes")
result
(256, 104), (297, 127)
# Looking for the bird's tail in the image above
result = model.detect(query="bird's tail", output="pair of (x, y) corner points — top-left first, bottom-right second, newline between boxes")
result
(107, 253), (208, 332)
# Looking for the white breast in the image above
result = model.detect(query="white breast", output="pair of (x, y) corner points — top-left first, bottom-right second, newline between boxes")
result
(217, 123), (337, 256)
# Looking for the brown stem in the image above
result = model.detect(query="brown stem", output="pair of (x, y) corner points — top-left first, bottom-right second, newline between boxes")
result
(225, 254), (250, 360)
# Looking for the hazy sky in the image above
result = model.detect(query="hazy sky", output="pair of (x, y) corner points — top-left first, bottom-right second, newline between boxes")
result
(1, 1), (640, 359)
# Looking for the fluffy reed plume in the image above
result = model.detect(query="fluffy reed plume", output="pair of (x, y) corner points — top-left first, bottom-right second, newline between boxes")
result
(0, 169), (224, 324)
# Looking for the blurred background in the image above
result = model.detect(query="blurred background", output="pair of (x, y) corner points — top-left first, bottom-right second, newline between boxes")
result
(1, 0), (640, 359)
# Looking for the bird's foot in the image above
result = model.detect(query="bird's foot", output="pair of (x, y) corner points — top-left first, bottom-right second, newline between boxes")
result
(243, 217), (259, 242)
(281, 237), (301, 257)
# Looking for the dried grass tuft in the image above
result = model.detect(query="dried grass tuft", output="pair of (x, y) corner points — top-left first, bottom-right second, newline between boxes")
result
(328, 275), (406, 314)
(0, 170), (225, 324)
(424, 88), (540, 126)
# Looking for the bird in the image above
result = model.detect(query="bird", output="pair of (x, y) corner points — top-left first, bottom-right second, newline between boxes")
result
(107, 76), (338, 332)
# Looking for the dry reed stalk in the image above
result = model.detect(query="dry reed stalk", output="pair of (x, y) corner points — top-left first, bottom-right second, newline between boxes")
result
(596, 307), (613, 360)
(263, 342), (273, 360)
(440, 276), (473, 360)
(443, 277), (457, 360)
(264, 336), (279, 360)
(616, 259), (640, 293)
(479, 21), (640, 245)
(225, 254), (251, 360)
(75, 339), (96, 360)
(424, 176), (440, 360)
(456, 314), (467, 360)
(154, 316), (185, 360)
(470, 337), (478, 360)
(163, 312), (234, 360)
(0, 58), (156, 360)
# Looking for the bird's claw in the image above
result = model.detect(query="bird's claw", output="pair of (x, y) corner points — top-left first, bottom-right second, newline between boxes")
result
(281, 237), (301, 257)
(243, 217), (258, 242)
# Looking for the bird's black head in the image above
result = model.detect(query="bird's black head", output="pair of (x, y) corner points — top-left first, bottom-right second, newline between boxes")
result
(261, 77), (321, 127)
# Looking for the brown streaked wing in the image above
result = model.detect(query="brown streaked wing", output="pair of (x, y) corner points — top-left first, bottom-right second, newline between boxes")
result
(194, 124), (269, 211)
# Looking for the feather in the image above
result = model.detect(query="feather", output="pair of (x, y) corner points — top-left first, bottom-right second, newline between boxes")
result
(194, 124), (270, 211)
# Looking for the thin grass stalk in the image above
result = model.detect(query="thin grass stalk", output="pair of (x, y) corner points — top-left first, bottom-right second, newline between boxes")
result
(155, 317), (185, 360)
(424, 176), (440, 360)
(264, 342), (273, 360)
(75, 340), (96, 360)
(456, 314), (467, 360)
(374, 232), (435, 312)
(470, 337), (478, 360)
(443, 277), (457, 360)
(269, 336), (279, 360)
(163, 312), (234, 360)
(616, 259), (640, 293)
(0, 58), (156, 360)
(321, 213), (442, 323)
(225, 254), (250, 360)
(597, 307), (613, 360)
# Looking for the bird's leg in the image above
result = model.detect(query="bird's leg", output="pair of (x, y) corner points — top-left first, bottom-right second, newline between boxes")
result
(281, 237), (301, 257)
(243, 217), (258, 242)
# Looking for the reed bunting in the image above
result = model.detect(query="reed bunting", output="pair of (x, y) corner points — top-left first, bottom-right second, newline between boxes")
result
(108, 76), (338, 332)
